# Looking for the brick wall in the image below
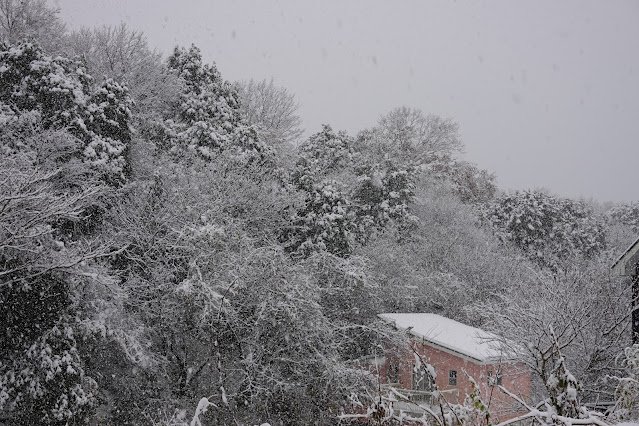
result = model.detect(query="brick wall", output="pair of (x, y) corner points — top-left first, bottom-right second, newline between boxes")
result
(378, 338), (531, 422)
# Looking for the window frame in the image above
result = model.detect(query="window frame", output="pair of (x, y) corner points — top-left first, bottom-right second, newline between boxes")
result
(488, 369), (502, 386)
(388, 359), (399, 384)
(412, 364), (434, 391)
(448, 369), (457, 386)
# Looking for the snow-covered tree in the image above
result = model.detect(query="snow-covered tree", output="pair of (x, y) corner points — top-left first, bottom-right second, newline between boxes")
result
(0, 0), (66, 53)
(482, 190), (606, 269)
(0, 136), (116, 423)
(64, 23), (181, 117)
(162, 44), (272, 164)
(294, 124), (355, 181)
(237, 78), (303, 147)
(491, 330), (611, 426)
(65, 23), (160, 85)
(354, 108), (494, 207)
(0, 42), (134, 184)
(351, 161), (417, 242)
(609, 344), (639, 422)
(473, 257), (629, 406)
(286, 125), (419, 257)
(354, 178), (526, 321)
(63, 24), (185, 179)
(83, 77), (134, 181)
(0, 42), (91, 129)
(283, 126), (357, 257)
(98, 151), (387, 424)
(283, 178), (356, 258)
(356, 106), (463, 167)
(1, 317), (99, 425)
(608, 202), (639, 233)
(433, 159), (497, 204)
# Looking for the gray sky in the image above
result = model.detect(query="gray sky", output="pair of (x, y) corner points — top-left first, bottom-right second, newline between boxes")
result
(56, 0), (639, 203)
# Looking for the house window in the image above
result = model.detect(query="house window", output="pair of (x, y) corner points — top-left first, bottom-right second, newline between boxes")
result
(412, 364), (433, 391)
(448, 370), (457, 386)
(388, 359), (399, 384)
(488, 369), (502, 386)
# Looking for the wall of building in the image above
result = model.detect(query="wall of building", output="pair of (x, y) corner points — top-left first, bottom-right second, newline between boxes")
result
(479, 360), (531, 422)
(378, 338), (531, 422)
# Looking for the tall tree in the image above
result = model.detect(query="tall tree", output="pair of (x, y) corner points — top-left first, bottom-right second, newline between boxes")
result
(0, 0), (66, 53)
(356, 106), (463, 166)
(163, 45), (272, 164)
(0, 42), (134, 184)
(237, 78), (303, 147)
(355, 107), (494, 206)
(64, 23), (181, 117)
(474, 255), (629, 405)
(285, 125), (419, 258)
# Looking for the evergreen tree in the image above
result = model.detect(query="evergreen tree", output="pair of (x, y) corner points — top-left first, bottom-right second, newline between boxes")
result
(164, 44), (272, 164)
(482, 190), (606, 269)
(0, 42), (133, 184)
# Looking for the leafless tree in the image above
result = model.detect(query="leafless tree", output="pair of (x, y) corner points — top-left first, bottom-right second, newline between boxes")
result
(237, 78), (303, 147)
(66, 23), (159, 82)
(64, 23), (182, 115)
(358, 106), (463, 166)
(473, 258), (630, 405)
(0, 0), (66, 52)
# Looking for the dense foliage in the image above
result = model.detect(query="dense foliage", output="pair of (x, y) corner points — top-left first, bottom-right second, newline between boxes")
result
(609, 202), (639, 233)
(482, 190), (606, 269)
(0, 42), (133, 184)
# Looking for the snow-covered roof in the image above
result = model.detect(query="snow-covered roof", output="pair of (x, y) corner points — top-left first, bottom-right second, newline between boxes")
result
(611, 236), (639, 276)
(378, 313), (506, 363)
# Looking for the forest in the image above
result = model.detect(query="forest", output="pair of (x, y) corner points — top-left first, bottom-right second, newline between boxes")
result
(0, 1), (638, 425)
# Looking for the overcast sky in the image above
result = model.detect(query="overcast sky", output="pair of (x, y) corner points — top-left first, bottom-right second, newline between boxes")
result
(55, 0), (639, 203)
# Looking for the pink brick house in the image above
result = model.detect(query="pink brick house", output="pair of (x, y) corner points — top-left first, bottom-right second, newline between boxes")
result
(376, 313), (531, 422)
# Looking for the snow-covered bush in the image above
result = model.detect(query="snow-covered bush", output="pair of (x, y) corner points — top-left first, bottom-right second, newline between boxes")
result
(0, 318), (98, 425)
(610, 344), (639, 422)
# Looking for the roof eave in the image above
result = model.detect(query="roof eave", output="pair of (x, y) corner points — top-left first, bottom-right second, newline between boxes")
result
(409, 330), (488, 364)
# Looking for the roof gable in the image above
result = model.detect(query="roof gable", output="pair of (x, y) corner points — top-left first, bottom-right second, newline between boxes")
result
(611, 236), (639, 276)
(379, 313), (506, 363)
